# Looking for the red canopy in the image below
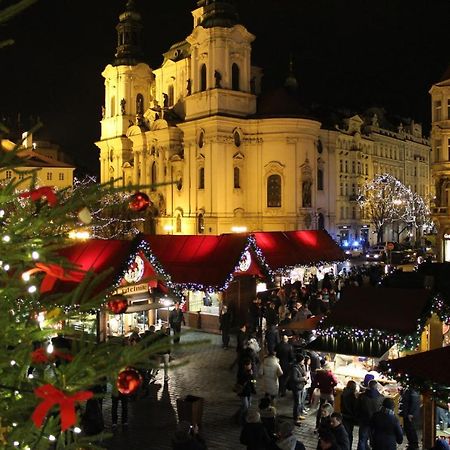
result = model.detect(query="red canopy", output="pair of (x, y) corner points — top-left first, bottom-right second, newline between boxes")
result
(252, 230), (344, 270)
(141, 234), (267, 289)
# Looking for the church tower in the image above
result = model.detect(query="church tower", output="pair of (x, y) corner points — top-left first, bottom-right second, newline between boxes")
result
(430, 65), (450, 261)
(96, 0), (152, 185)
(182, 0), (257, 120)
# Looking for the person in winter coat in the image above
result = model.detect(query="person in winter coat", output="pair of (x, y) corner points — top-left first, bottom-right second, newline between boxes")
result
(318, 431), (339, 450)
(313, 362), (338, 429)
(276, 335), (295, 396)
(400, 387), (420, 450)
(370, 397), (403, 450)
(330, 412), (350, 450)
(340, 380), (358, 448)
(290, 354), (308, 424)
(356, 379), (384, 450)
(262, 351), (283, 401)
(235, 358), (257, 425)
(169, 302), (185, 344)
(172, 421), (207, 450)
(316, 403), (334, 449)
(266, 324), (281, 355)
(274, 421), (306, 450)
(240, 410), (272, 450)
(219, 305), (233, 349)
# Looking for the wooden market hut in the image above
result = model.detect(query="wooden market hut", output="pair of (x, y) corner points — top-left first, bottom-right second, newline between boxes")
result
(141, 233), (273, 332)
(382, 346), (450, 448)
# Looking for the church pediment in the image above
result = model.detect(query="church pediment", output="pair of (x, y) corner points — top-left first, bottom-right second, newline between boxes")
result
(233, 151), (245, 160)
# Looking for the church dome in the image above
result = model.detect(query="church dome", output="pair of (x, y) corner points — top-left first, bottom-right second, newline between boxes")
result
(196, 0), (239, 28)
(255, 87), (310, 119)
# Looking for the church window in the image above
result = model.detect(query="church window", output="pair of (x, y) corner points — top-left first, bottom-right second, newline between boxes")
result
(110, 96), (115, 117)
(200, 64), (207, 92)
(151, 162), (157, 191)
(197, 213), (205, 234)
(234, 131), (241, 147)
(234, 167), (240, 189)
(434, 100), (442, 121)
(198, 167), (205, 189)
(59, 173), (64, 181)
(447, 99), (450, 119)
(136, 93), (144, 115)
(198, 130), (205, 148)
(47, 172), (52, 181)
(168, 85), (174, 107)
(177, 177), (183, 191)
(176, 214), (182, 233)
(232, 63), (240, 91)
(267, 174), (281, 208)
(5, 170), (12, 179)
(339, 183), (343, 196)
(317, 168), (324, 191)
(352, 161), (355, 173)
(344, 161), (348, 173)
(435, 139), (441, 162)
(339, 160), (343, 172)
(357, 161), (361, 174)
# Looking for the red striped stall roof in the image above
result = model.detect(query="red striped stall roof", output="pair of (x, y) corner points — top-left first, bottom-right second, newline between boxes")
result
(252, 230), (344, 270)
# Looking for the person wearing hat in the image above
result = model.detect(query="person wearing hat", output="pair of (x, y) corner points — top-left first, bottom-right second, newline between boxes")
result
(274, 420), (306, 450)
(239, 410), (272, 450)
(171, 420), (207, 450)
(369, 397), (403, 450)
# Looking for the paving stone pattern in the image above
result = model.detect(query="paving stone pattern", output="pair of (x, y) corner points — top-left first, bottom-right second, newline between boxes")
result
(102, 330), (419, 450)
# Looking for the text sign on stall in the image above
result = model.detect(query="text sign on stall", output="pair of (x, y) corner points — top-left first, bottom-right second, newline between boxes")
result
(116, 283), (148, 296)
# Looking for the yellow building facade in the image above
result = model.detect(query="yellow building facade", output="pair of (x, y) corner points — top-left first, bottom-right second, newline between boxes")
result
(430, 66), (450, 260)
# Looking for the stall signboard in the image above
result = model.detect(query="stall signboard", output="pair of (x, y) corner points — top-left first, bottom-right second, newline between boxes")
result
(116, 283), (148, 296)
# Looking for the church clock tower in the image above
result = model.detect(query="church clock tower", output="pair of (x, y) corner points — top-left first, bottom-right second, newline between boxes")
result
(96, 0), (152, 185)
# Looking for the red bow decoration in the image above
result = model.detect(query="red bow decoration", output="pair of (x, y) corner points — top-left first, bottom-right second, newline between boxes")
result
(19, 186), (58, 207)
(32, 384), (93, 431)
(23, 262), (85, 293)
(31, 348), (74, 365)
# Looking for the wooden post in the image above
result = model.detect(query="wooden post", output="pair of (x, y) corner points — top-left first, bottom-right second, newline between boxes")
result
(422, 392), (436, 449)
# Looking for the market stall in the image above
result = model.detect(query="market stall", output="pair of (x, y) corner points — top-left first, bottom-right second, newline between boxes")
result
(252, 230), (345, 285)
(141, 234), (273, 332)
(306, 286), (450, 414)
(381, 346), (450, 448)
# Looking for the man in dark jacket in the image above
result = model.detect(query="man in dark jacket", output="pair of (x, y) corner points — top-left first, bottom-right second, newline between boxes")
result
(219, 305), (233, 349)
(370, 397), (403, 450)
(356, 379), (384, 450)
(276, 335), (295, 396)
(239, 410), (272, 450)
(265, 323), (280, 354)
(400, 387), (420, 450)
(340, 380), (358, 448)
(169, 302), (185, 344)
(290, 354), (307, 424)
(330, 412), (350, 450)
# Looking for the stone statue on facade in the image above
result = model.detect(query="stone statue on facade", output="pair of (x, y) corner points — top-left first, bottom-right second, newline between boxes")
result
(214, 70), (222, 88)
(302, 180), (312, 207)
(120, 98), (126, 115)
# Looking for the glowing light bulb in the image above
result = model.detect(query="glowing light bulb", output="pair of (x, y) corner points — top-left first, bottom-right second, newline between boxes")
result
(32, 251), (39, 260)
(74, 427), (81, 434)
(13, 441), (19, 447)
(10, 360), (16, 366)
(47, 343), (54, 354)
(28, 373), (34, 379)
(0, 209), (4, 217)
(49, 435), (56, 442)
(28, 285), (37, 294)
(2, 235), (11, 242)
(22, 272), (31, 282)
(3, 264), (10, 271)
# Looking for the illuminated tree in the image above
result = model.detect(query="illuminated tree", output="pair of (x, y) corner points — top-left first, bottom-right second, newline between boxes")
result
(358, 173), (431, 243)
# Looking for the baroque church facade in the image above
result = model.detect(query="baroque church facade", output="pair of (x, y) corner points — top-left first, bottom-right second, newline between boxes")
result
(96, 0), (431, 245)
(96, 0), (325, 236)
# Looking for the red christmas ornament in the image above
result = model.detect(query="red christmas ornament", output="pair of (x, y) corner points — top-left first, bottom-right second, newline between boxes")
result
(117, 368), (142, 395)
(107, 295), (128, 314)
(129, 192), (151, 212)
(31, 348), (49, 365)
(19, 186), (58, 207)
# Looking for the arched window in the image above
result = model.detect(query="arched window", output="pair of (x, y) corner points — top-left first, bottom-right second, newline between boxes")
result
(234, 167), (240, 188)
(151, 162), (157, 191)
(197, 213), (205, 234)
(176, 214), (182, 233)
(232, 63), (240, 91)
(198, 167), (205, 189)
(200, 64), (207, 92)
(136, 93), (144, 115)
(110, 96), (115, 117)
(267, 174), (281, 207)
(317, 213), (325, 230)
(168, 85), (174, 106)
(317, 168), (324, 190)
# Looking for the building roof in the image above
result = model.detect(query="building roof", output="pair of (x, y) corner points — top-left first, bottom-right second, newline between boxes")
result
(18, 150), (75, 168)
(252, 230), (345, 270)
(320, 286), (431, 334)
(254, 87), (312, 119)
(141, 233), (266, 289)
(40, 239), (135, 295)
(385, 346), (450, 388)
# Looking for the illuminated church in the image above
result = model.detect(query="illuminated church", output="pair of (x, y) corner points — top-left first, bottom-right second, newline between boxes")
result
(96, 0), (325, 235)
(96, 0), (431, 243)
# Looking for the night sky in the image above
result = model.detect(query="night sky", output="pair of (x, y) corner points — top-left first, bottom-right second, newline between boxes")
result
(1, 0), (449, 176)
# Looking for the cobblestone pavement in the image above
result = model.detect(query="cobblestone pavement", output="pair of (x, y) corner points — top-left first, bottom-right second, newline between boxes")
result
(101, 329), (420, 450)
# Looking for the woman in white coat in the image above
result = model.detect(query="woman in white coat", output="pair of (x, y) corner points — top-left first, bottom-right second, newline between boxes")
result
(262, 351), (283, 402)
